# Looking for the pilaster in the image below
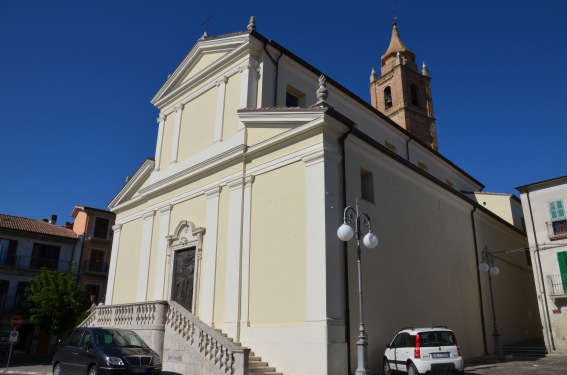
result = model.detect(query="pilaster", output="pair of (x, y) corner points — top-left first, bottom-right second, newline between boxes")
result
(214, 77), (228, 143)
(200, 186), (222, 325)
(223, 177), (245, 340)
(239, 175), (254, 327)
(153, 205), (172, 300)
(105, 224), (122, 305)
(137, 210), (155, 302)
(154, 113), (166, 171)
(170, 104), (184, 164)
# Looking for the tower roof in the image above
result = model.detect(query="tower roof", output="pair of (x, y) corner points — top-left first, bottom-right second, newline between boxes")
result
(381, 22), (415, 65)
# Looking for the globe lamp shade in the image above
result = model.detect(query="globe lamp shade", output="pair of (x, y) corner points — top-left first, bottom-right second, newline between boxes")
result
(363, 232), (379, 248)
(489, 265), (500, 276)
(478, 262), (489, 273)
(337, 223), (354, 241)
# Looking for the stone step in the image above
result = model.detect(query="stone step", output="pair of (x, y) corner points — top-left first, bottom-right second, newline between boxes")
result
(249, 367), (276, 373)
(250, 361), (269, 367)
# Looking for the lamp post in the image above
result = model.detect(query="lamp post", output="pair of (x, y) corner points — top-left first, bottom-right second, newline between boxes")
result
(337, 199), (379, 375)
(478, 247), (504, 360)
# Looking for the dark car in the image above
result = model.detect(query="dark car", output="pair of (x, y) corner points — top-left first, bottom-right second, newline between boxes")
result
(52, 327), (162, 375)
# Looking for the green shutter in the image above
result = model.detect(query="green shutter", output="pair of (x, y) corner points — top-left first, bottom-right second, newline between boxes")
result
(550, 202), (558, 220)
(557, 201), (566, 219)
(557, 251), (567, 293)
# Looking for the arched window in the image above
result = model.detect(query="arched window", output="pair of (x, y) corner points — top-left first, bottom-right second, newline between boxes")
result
(410, 84), (419, 106)
(384, 87), (392, 109)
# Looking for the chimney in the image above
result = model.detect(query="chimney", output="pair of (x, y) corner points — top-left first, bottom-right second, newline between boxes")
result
(49, 214), (57, 225)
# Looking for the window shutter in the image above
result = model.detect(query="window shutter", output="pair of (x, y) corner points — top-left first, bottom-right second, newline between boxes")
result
(550, 200), (566, 221)
(557, 201), (566, 219)
(557, 251), (567, 292)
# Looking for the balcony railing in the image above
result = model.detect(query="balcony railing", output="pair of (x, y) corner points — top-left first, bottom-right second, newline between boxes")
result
(547, 220), (567, 240)
(547, 274), (567, 297)
(0, 256), (72, 273)
(82, 260), (109, 274)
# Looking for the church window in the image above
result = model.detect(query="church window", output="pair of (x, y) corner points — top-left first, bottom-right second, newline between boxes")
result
(93, 217), (111, 239)
(360, 168), (374, 203)
(384, 87), (392, 109)
(410, 84), (419, 106)
(286, 85), (305, 107)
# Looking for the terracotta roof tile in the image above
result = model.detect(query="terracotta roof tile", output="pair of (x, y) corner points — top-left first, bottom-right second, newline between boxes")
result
(0, 214), (78, 239)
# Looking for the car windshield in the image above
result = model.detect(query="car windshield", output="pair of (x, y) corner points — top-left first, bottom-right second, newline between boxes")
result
(93, 329), (149, 348)
(420, 331), (455, 347)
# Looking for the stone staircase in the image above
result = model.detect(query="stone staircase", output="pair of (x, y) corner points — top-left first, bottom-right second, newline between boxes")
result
(215, 329), (283, 375)
(502, 338), (548, 358)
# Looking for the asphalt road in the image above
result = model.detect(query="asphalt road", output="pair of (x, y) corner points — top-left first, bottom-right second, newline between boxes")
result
(464, 355), (567, 375)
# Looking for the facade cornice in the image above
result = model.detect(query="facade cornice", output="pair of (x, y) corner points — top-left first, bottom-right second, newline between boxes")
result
(108, 158), (155, 210)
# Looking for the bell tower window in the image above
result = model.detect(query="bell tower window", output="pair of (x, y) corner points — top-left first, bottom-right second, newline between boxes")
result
(410, 84), (419, 106)
(384, 86), (392, 109)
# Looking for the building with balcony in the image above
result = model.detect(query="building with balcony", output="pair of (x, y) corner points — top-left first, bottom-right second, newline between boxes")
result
(517, 175), (567, 353)
(0, 213), (81, 355)
(69, 206), (115, 307)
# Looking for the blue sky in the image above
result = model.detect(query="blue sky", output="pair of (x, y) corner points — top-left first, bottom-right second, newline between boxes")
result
(1, 1), (565, 224)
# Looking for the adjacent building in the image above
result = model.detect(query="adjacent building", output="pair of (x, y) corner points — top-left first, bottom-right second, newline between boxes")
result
(0, 214), (81, 355)
(70, 206), (116, 307)
(517, 175), (567, 353)
(96, 19), (543, 375)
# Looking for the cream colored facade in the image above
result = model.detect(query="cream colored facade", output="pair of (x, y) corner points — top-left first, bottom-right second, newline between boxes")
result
(517, 176), (567, 353)
(106, 22), (542, 374)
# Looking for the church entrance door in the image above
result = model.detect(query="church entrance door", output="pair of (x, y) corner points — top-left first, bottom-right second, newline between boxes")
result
(172, 247), (195, 312)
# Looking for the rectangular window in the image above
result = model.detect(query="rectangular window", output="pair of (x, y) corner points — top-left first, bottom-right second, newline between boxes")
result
(285, 85), (305, 107)
(30, 243), (61, 270)
(360, 168), (375, 203)
(0, 238), (18, 266)
(385, 141), (397, 152)
(550, 200), (566, 221)
(93, 217), (110, 239)
(87, 249), (106, 273)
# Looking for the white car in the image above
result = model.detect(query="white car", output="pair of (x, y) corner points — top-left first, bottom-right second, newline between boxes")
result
(383, 327), (464, 375)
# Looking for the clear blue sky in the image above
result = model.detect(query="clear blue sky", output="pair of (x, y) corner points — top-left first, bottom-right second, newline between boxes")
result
(1, 1), (565, 224)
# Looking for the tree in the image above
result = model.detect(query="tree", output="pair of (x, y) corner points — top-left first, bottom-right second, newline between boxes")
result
(21, 265), (88, 335)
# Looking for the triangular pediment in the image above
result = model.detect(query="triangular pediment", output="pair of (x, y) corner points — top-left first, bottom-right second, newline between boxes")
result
(108, 158), (155, 210)
(151, 32), (252, 108)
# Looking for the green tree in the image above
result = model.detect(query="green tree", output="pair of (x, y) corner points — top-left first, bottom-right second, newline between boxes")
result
(21, 265), (88, 335)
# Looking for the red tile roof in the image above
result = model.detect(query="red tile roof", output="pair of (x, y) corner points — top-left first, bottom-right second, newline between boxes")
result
(0, 214), (78, 239)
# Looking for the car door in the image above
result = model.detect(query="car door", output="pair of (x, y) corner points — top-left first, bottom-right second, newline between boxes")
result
(74, 330), (95, 375)
(394, 333), (412, 372)
(59, 329), (84, 375)
(389, 333), (406, 372)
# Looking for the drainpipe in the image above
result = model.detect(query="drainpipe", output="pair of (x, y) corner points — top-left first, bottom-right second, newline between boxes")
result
(263, 41), (282, 107)
(405, 138), (411, 161)
(526, 189), (555, 351)
(471, 205), (488, 355)
(338, 130), (352, 374)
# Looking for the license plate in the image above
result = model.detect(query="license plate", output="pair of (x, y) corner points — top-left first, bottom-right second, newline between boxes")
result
(431, 352), (450, 358)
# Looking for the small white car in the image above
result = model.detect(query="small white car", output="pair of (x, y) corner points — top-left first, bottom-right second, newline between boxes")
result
(383, 327), (464, 375)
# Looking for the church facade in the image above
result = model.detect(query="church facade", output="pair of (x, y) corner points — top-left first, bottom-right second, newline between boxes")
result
(101, 18), (542, 375)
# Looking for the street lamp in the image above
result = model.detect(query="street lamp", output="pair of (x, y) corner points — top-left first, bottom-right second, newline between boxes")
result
(478, 247), (504, 360)
(337, 199), (379, 375)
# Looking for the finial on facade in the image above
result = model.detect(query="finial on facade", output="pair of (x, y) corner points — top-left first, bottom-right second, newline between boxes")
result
(247, 16), (256, 32)
(200, 31), (208, 40)
(395, 51), (402, 66)
(370, 68), (377, 83)
(316, 75), (329, 104)
(421, 62), (429, 76)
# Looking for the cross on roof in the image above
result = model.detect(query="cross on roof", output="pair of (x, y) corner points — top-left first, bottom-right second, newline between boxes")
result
(202, 12), (214, 33)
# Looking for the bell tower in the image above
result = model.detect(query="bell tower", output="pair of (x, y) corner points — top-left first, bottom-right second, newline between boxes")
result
(370, 22), (438, 150)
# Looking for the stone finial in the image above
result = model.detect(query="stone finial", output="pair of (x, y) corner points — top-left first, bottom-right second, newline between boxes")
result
(247, 16), (256, 32)
(200, 31), (208, 40)
(422, 62), (429, 76)
(316, 75), (328, 104)
(370, 67), (377, 83)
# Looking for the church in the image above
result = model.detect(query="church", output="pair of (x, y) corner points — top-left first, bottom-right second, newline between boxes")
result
(89, 17), (543, 375)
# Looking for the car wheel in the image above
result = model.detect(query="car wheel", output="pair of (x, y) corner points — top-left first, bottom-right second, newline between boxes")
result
(53, 363), (62, 375)
(408, 362), (420, 375)
(383, 359), (394, 375)
(88, 366), (97, 375)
